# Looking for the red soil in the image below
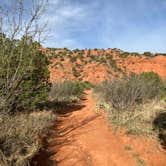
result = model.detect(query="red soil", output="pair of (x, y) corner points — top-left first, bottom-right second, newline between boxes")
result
(33, 48), (166, 165)
(120, 55), (166, 79)
(35, 90), (166, 166)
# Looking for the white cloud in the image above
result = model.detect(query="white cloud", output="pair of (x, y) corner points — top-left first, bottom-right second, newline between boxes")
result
(43, 0), (93, 48)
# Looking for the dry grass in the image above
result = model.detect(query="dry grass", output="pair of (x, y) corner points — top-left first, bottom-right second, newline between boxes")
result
(0, 111), (56, 166)
(96, 99), (166, 137)
(94, 73), (164, 112)
(94, 73), (166, 137)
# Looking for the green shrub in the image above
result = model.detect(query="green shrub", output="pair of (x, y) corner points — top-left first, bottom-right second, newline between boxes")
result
(72, 67), (81, 77)
(106, 54), (113, 59)
(49, 81), (86, 103)
(83, 81), (94, 89)
(139, 72), (164, 100)
(49, 53), (58, 59)
(95, 72), (164, 111)
(60, 57), (65, 61)
(100, 57), (106, 64)
(140, 71), (161, 81)
(0, 34), (50, 112)
(162, 81), (166, 100)
(132, 52), (140, 56)
(78, 53), (84, 60)
(73, 49), (80, 53)
(87, 49), (91, 57)
(70, 56), (77, 63)
(121, 52), (130, 57)
(143, 52), (153, 57)
(94, 72), (166, 136)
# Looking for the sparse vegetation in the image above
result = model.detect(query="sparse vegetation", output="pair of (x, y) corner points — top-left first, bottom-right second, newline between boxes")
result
(0, 0), (166, 165)
(72, 67), (81, 77)
(94, 72), (166, 136)
(70, 56), (77, 63)
(121, 52), (130, 57)
(95, 72), (164, 111)
(143, 52), (153, 57)
(0, 111), (55, 166)
(124, 146), (132, 151)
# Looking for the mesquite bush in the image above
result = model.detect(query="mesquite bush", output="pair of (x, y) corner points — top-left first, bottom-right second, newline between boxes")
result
(95, 72), (164, 111)
(0, 0), (49, 112)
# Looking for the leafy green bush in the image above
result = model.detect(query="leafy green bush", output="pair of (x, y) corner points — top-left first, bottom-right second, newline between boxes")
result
(99, 57), (106, 64)
(0, 34), (50, 112)
(139, 72), (165, 101)
(143, 52), (154, 57)
(161, 81), (166, 100)
(121, 52), (130, 57)
(140, 71), (161, 81)
(83, 81), (94, 89)
(73, 49), (80, 53)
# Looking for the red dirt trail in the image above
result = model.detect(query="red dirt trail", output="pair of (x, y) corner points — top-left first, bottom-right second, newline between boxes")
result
(34, 90), (166, 166)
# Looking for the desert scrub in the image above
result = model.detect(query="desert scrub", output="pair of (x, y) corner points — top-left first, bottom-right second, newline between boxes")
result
(49, 81), (87, 103)
(109, 101), (166, 135)
(94, 72), (166, 136)
(121, 52), (130, 58)
(49, 53), (58, 59)
(70, 56), (77, 63)
(95, 93), (166, 136)
(0, 111), (56, 166)
(96, 72), (164, 111)
(99, 57), (107, 64)
(143, 52), (154, 57)
(73, 49), (80, 53)
(72, 67), (81, 77)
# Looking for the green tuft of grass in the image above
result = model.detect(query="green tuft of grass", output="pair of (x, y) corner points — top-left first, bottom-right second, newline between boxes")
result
(133, 153), (146, 166)
(124, 146), (132, 151)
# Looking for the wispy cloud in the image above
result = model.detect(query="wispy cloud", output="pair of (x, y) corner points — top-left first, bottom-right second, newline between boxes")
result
(43, 0), (97, 48)
(1, 0), (166, 52)
(96, 0), (166, 53)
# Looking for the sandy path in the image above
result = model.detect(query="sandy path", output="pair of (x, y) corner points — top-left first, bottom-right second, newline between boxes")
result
(34, 90), (166, 166)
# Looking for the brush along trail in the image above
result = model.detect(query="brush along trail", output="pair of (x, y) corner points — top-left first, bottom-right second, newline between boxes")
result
(35, 90), (166, 166)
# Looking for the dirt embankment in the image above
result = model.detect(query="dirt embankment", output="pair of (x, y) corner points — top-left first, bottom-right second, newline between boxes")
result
(33, 90), (166, 166)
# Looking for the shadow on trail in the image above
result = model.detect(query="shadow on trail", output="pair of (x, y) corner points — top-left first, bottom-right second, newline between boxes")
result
(153, 111), (166, 150)
(31, 95), (99, 166)
(48, 109), (99, 165)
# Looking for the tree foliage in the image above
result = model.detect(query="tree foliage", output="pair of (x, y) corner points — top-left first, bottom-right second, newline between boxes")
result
(0, 34), (50, 112)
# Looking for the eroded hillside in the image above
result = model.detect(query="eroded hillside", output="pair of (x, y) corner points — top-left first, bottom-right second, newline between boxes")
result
(44, 48), (166, 84)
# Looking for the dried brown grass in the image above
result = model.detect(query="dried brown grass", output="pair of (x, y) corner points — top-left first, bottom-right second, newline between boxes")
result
(0, 111), (56, 166)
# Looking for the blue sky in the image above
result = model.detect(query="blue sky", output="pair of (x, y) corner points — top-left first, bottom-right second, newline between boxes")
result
(2, 0), (166, 53)
(43, 0), (166, 53)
